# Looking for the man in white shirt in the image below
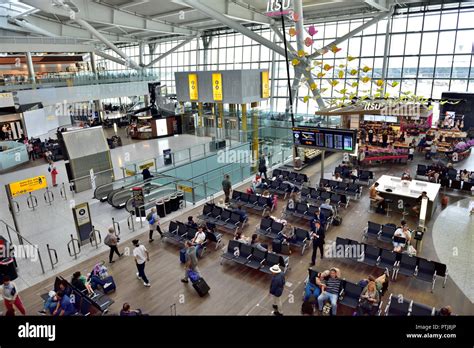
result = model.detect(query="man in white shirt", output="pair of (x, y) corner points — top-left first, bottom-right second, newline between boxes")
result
(191, 226), (207, 256)
(132, 239), (151, 287)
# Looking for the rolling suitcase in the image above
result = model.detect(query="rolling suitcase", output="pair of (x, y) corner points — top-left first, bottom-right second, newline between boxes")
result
(102, 276), (116, 294)
(272, 239), (282, 254)
(192, 277), (210, 297)
(179, 248), (187, 264)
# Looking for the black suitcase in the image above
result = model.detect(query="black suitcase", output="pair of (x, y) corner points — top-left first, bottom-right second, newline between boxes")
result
(272, 239), (282, 253)
(332, 216), (342, 226)
(102, 276), (116, 294)
(192, 277), (210, 297)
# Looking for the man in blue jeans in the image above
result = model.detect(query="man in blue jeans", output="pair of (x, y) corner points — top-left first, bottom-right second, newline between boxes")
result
(317, 268), (342, 315)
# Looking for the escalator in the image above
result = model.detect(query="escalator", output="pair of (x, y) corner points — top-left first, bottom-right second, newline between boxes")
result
(124, 186), (181, 213)
(93, 173), (153, 201)
(107, 175), (176, 209)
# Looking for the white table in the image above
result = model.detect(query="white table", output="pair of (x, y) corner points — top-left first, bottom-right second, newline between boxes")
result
(376, 175), (441, 221)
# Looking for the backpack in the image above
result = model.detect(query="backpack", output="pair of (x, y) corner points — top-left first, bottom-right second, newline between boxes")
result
(332, 216), (342, 226)
(104, 234), (112, 246)
(147, 213), (155, 225)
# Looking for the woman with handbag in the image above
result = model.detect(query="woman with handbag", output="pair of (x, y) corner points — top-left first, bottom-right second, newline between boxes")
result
(356, 281), (380, 316)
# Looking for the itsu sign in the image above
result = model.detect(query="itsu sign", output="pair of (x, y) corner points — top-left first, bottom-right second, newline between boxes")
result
(266, 0), (293, 16)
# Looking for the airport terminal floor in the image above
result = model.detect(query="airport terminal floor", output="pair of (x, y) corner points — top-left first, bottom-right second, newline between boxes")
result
(1, 0), (474, 346)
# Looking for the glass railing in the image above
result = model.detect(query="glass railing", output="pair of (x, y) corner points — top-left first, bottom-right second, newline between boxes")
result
(0, 70), (159, 91)
(0, 141), (28, 172)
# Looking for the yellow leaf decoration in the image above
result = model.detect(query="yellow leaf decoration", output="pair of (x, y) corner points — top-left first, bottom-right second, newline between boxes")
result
(330, 80), (339, 87)
(384, 92), (390, 99)
(361, 66), (372, 73)
(317, 72), (326, 78)
(297, 49), (306, 57)
(313, 60), (323, 66)
(376, 80), (384, 87)
(351, 82), (359, 88)
(319, 88), (328, 93)
(289, 27), (297, 37)
(391, 81), (399, 87)
(338, 88), (348, 94)
(338, 64), (346, 69)
(347, 55), (356, 62)
(338, 70), (344, 79)
(305, 66), (312, 71)
(439, 100), (449, 105)
(303, 96), (310, 103)
(323, 64), (333, 71)
(310, 82), (318, 90)
(349, 69), (358, 76)
(292, 58), (300, 66)
(331, 45), (342, 53)
(362, 76), (371, 83)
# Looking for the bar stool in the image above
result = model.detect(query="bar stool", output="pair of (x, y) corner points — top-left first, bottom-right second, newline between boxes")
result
(369, 198), (378, 212)
(385, 198), (393, 217)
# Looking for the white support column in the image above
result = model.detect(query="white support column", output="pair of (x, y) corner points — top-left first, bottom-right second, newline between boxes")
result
(269, 31), (277, 112)
(139, 41), (145, 67)
(25, 52), (35, 85)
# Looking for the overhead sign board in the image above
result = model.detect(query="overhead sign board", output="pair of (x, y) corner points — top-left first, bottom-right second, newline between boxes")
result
(261, 71), (270, 98)
(9, 176), (48, 197)
(188, 74), (198, 100)
(212, 73), (223, 101)
(292, 127), (357, 153)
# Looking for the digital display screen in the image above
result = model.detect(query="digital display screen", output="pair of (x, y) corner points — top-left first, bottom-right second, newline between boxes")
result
(292, 127), (357, 153)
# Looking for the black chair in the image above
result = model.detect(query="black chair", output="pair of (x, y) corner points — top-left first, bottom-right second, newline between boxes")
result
(267, 221), (284, 239)
(163, 221), (179, 238)
(447, 168), (458, 181)
(335, 182), (348, 195)
(221, 240), (242, 263)
(346, 183), (361, 198)
(396, 254), (418, 279)
(272, 168), (282, 178)
(197, 203), (213, 221)
(416, 164), (427, 177)
(377, 249), (399, 277)
(330, 193), (342, 207)
(239, 193), (250, 204)
(339, 281), (364, 309)
(223, 212), (241, 233)
(362, 221), (381, 241)
(415, 258), (437, 292)
(261, 252), (283, 275)
(320, 178), (329, 187)
(233, 244), (253, 265)
(360, 244), (380, 266)
(410, 302), (435, 316)
(208, 206), (222, 224)
(450, 180), (462, 190)
(229, 191), (241, 205)
(288, 172), (298, 181)
(256, 217), (272, 236)
(304, 205), (319, 221)
(215, 209), (231, 226)
(440, 177), (450, 188)
(300, 187), (311, 199)
(378, 224), (397, 243)
(433, 261), (448, 289)
(384, 294), (411, 316)
(253, 196), (269, 213)
(292, 228), (310, 255)
(245, 194), (259, 209)
(461, 181), (472, 192)
(292, 202), (308, 219)
(247, 248), (267, 269)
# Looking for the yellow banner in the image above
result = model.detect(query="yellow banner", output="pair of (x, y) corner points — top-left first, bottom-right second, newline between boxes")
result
(125, 170), (136, 177)
(177, 184), (193, 193)
(262, 71), (270, 98)
(9, 176), (48, 197)
(138, 161), (154, 171)
(212, 73), (223, 101)
(188, 74), (198, 100)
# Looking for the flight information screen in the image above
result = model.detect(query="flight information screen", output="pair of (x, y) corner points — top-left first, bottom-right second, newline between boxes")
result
(292, 127), (357, 153)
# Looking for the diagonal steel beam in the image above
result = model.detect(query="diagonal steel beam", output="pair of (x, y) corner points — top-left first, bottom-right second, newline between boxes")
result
(94, 51), (127, 67)
(145, 34), (200, 68)
(307, 10), (390, 59)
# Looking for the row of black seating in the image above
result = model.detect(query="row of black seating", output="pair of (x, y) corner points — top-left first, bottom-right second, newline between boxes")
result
(229, 191), (274, 215)
(44, 276), (113, 316)
(319, 179), (362, 199)
(362, 221), (406, 245)
(300, 186), (350, 209)
(255, 217), (311, 255)
(220, 240), (290, 274)
(416, 164), (473, 191)
(272, 168), (308, 185)
(305, 269), (438, 316)
(197, 203), (244, 234)
(283, 202), (334, 231)
(384, 293), (440, 316)
(162, 221), (223, 253)
(266, 179), (297, 199)
(335, 237), (448, 292)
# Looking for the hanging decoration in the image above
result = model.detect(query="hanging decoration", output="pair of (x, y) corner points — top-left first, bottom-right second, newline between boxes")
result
(289, 27), (298, 37)
(308, 25), (318, 36)
(304, 37), (314, 47)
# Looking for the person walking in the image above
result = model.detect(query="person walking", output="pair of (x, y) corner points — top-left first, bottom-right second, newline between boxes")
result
(104, 227), (123, 264)
(181, 240), (200, 283)
(309, 209), (326, 267)
(2, 276), (26, 316)
(48, 162), (58, 187)
(221, 174), (232, 204)
(27, 141), (35, 161)
(146, 207), (163, 243)
(269, 265), (285, 316)
(258, 154), (268, 181)
(132, 239), (151, 287)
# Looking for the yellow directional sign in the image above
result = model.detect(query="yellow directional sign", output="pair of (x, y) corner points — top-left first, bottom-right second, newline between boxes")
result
(262, 71), (270, 98)
(212, 73), (223, 101)
(9, 176), (48, 197)
(188, 74), (199, 100)
(177, 184), (193, 193)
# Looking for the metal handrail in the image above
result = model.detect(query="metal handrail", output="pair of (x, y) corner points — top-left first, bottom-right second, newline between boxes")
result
(44, 188), (54, 205)
(60, 182), (68, 200)
(67, 234), (81, 259)
(26, 192), (38, 210)
(0, 219), (45, 274)
(112, 218), (121, 236)
(89, 227), (102, 249)
(127, 211), (135, 232)
(46, 244), (59, 269)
